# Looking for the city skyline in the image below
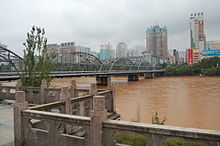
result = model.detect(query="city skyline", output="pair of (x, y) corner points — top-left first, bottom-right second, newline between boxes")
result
(0, 0), (220, 56)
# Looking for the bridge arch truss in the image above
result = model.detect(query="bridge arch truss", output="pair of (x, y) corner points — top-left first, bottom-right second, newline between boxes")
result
(0, 46), (24, 71)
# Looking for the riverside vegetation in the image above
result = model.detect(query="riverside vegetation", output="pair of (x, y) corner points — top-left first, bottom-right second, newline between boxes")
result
(165, 57), (220, 76)
(20, 26), (54, 87)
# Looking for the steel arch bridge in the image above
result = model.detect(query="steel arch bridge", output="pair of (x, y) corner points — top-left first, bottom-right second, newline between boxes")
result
(0, 48), (162, 72)
(0, 45), (24, 71)
(54, 51), (103, 71)
(54, 52), (162, 72)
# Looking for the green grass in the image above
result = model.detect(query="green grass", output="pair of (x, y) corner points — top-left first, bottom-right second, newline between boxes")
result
(164, 138), (204, 146)
(114, 132), (147, 146)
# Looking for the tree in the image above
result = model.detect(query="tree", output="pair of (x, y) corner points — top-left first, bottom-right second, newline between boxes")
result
(20, 26), (54, 87)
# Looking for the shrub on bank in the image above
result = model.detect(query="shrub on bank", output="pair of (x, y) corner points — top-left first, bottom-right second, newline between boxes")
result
(165, 57), (220, 76)
(114, 132), (147, 146)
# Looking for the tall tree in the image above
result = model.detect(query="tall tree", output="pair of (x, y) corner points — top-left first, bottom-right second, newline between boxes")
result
(20, 26), (54, 87)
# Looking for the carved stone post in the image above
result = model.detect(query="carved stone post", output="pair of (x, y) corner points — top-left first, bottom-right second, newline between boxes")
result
(14, 91), (28, 146)
(0, 82), (2, 100)
(60, 87), (72, 114)
(40, 80), (47, 104)
(109, 83), (116, 113)
(6, 88), (10, 99)
(70, 80), (77, 98)
(89, 83), (97, 111)
(15, 80), (21, 91)
(89, 83), (97, 95)
(90, 96), (107, 146)
(60, 87), (72, 133)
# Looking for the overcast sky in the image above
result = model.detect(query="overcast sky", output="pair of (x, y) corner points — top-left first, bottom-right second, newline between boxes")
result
(0, 0), (220, 56)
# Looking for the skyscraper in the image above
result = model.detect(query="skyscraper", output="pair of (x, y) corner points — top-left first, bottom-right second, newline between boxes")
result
(190, 12), (206, 51)
(99, 42), (114, 60)
(116, 42), (128, 58)
(146, 25), (168, 59)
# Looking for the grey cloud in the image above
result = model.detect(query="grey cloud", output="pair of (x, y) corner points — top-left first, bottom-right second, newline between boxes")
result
(0, 0), (220, 56)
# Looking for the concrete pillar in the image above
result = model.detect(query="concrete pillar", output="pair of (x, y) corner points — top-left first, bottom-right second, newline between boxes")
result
(96, 75), (111, 86)
(128, 74), (139, 81)
(90, 96), (107, 146)
(40, 80), (47, 104)
(70, 80), (77, 98)
(144, 73), (153, 79)
(14, 91), (28, 146)
(152, 73), (155, 78)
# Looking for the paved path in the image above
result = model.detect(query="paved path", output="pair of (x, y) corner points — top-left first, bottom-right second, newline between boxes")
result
(0, 103), (14, 146)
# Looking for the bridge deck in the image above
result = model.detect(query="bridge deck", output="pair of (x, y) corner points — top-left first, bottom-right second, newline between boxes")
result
(0, 70), (164, 81)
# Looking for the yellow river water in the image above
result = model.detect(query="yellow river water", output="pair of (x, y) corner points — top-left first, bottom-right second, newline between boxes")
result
(51, 76), (220, 130)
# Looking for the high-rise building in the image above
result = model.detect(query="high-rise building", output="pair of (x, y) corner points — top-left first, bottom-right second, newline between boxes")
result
(128, 48), (142, 57)
(76, 45), (91, 54)
(146, 24), (168, 59)
(206, 40), (220, 50)
(116, 42), (128, 58)
(186, 49), (193, 66)
(190, 12), (206, 51)
(203, 40), (220, 58)
(178, 51), (186, 64)
(47, 42), (80, 63)
(99, 42), (114, 60)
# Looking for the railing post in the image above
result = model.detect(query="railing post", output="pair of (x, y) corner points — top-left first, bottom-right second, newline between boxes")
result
(89, 83), (97, 95)
(15, 80), (21, 91)
(90, 96), (107, 146)
(6, 88), (10, 99)
(70, 80), (77, 98)
(60, 87), (72, 133)
(109, 83), (116, 113)
(40, 80), (47, 104)
(107, 76), (111, 88)
(0, 82), (3, 100)
(14, 91), (28, 146)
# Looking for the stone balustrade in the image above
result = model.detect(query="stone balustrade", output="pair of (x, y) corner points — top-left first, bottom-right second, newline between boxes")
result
(0, 80), (95, 104)
(14, 89), (220, 146)
(103, 120), (220, 146)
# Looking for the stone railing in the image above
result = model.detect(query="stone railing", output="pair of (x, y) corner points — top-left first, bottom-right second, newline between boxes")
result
(0, 84), (15, 100)
(103, 120), (220, 146)
(0, 80), (60, 104)
(14, 91), (106, 146)
(14, 91), (220, 146)
(29, 83), (115, 118)
(0, 80), (94, 104)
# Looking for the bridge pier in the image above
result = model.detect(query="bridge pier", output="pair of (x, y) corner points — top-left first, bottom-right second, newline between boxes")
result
(128, 74), (139, 81)
(96, 75), (111, 86)
(144, 73), (154, 79)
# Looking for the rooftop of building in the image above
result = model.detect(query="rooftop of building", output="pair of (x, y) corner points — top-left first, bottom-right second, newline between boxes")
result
(146, 25), (167, 33)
